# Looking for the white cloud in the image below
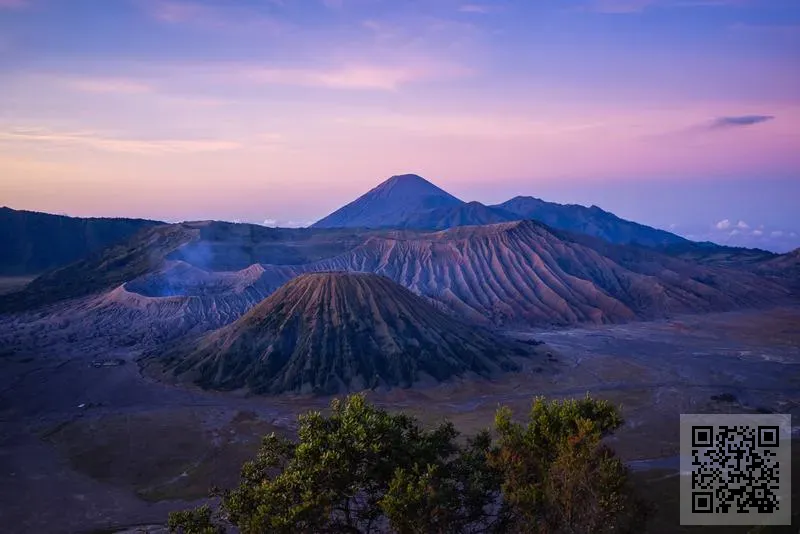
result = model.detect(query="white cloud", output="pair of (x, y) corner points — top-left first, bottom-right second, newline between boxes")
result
(258, 219), (311, 228)
(736, 220), (749, 229)
(677, 222), (800, 253)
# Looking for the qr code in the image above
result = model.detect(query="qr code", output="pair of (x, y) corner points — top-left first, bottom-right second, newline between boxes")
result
(680, 414), (792, 526)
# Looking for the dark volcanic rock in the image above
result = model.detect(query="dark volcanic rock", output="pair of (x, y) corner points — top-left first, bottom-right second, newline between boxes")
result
(160, 272), (524, 395)
(755, 248), (800, 293)
(0, 206), (162, 275)
(0, 221), (385, 313)
(399, 201), (517, 230)
(0, 224), (197, 313)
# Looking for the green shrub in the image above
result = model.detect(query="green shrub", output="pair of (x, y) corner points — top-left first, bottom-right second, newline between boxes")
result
(169, 394), (648, 534)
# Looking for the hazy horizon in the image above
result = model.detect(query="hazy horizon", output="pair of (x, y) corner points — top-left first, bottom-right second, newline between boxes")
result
(1, 0), (798, 251)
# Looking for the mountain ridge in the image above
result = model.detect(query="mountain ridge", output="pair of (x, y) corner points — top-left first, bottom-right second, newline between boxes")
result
(0, 206), (164, 276)
(2, 220), (792, 357)
(311, 174), (688, 247)
(490, 196), (688, 247)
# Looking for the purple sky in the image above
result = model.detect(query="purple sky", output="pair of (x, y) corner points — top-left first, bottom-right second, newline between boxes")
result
(0, 0), (798, 251)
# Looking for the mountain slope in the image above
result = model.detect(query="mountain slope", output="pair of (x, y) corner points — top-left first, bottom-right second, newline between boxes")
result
(159, 272), (525, 394)
(0, 221), (385, 313)
(0, 224), (198, 312)
(399, 201), (516, 230)
(312, 175), (690, 247)
(756, 248), (800, 294)
(654, 241), (777, 268)
(492, 196), (687, 247)
(6, 221), (790, 337)
(0, 207), (163, 275)
(301, 221), (788, 326)
(311, 174), (463, 228)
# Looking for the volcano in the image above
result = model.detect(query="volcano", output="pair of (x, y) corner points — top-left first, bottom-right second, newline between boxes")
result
(311, 174), (463, 229)
(159, 272), (526, 394)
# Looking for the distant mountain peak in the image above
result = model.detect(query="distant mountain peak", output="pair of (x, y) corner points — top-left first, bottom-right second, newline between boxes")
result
(311, 174), (463, 229)
(508, 195), (544, 203)
(371, 173), (458, 197)
(311, 174), (686, 247)
(385, 173), (427, 182)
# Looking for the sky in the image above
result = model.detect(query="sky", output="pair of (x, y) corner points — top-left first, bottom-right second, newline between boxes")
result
(0, 0), (798, 251)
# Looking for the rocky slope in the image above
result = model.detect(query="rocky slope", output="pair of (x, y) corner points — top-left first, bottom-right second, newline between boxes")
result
(399, 201), (516, 230)
(158, 272), (525, 394)
(2, 221), (791, 341)
(0, 224), (198, 312)
(755, 248), (800, 294)
(0, 206), (162, 275)
(0, 221), (384, 313)
(653, 241), (776, 268)
(300, 221), (787, 326)
(0, 260), (296, 353)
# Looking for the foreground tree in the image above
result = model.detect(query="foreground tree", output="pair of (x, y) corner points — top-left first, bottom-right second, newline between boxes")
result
(491, 396), (649, 533)
(169, 394), (648, 533)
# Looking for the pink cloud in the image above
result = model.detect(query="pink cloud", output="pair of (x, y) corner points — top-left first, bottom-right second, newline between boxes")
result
(458, 4), (492, 14)
(335, 112), (602, 138)
(730, 23), (800, 37)
(586, 0), (655, 13)
(66, 77), (154, 95)
(241, 63), (471, 90)
(584, 0), (748, 13)
(150, 1), (207, 22)
(0, 127), (241, 154)
(145, 0), (285, 33)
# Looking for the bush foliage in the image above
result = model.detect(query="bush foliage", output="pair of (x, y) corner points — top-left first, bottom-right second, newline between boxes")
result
(169, 394), (648, 534)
